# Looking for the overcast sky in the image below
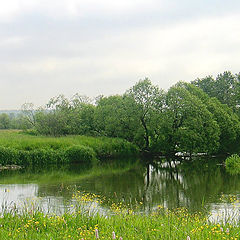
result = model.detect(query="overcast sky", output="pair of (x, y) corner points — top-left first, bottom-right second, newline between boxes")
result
(0, 0), (240, 109)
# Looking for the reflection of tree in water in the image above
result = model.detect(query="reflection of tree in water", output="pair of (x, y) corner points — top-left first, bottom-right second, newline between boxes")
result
(144, 158), (240, 212)
(138, 164), (216, 212)
(35, 159), (240, 213)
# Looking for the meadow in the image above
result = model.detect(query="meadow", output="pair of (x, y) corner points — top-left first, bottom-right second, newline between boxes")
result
(0, 130), (139, 166)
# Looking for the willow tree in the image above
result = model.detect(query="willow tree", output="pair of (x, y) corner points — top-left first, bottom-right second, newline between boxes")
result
(160, 86), (220, 155)
(178, 82), (240, 154)
(0, 113), (10, 129)
(125, 78), (165, 151)
(35, 94), (96, 136)
(94, 95), (139, 142)
(192, 71), (240, 112)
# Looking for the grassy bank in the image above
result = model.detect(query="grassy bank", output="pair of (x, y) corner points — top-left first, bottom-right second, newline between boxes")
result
(0, 192), (239, 240)
(0, 130), (139, 166)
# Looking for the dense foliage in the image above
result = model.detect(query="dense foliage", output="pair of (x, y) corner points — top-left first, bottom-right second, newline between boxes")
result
(192, 71), (240, 113)
(2, 71), (240, 156)
(225, 154), (240, 175)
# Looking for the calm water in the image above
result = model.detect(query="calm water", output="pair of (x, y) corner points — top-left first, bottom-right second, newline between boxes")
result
(0, 158), (240, 221)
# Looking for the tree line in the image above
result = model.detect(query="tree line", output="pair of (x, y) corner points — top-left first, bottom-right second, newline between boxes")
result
(2, 71), (240, 156)
(0, 111), (32, 130)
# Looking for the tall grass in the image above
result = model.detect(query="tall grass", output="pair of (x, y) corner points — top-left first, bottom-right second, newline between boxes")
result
(0, 130), (139, 166)
(0, 192), (239, 239)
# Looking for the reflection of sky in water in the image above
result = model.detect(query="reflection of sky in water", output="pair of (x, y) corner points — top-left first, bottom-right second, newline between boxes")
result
(209, 202), (240, 223)
(1, 183), (238, 222)
(0, 184), (38, 206)
(0, 184), (107, 216)
(0, 184), (70, 214)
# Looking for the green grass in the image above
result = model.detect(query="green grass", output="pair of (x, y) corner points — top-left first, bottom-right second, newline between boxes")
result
(0, 192), (239, 240)
(0, 130), (139, 166)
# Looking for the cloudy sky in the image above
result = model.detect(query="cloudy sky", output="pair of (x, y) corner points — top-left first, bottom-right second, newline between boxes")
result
(0, 0), (240, 109)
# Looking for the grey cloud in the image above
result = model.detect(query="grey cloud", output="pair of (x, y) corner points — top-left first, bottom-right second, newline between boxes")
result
(1, 0), (240, 109)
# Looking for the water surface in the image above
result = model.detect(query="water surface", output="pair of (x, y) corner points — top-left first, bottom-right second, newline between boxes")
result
(0, 158), (239, 221)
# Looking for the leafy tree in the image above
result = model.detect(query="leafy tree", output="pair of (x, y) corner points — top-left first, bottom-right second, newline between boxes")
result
(192, 71), (240, 112)
(68, 103), (96, 135)
(214, 71), (239, 109)
(34, 94), (96, 136)
(191, 76), (215, 98)
(62, 94), (95, 135)
(94, 95), (138, 142)
(35, 110), (68, 136)
(160, 86), (220, 155)
(0, 113), (10, 129)
(180, 82), (240, 153)
(35, 95), (71, 136)
(207, 98), (240, 153)
(125, 78), (165, 151)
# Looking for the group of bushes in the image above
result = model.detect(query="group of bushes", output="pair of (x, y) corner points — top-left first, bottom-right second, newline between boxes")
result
(225, 154), (240, 175)
(83, 137), (139, 159)
(0, 145), (97, 166)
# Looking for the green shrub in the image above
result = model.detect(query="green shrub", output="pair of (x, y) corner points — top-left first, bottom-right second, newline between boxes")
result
(28, 149), (56, 165)
(0, 147), (66, 166)
(0, 146), (19, 165)
(20, 129), (39, 136)
(64, 145), (96, 165)
(89, 137), (139, 159)
(17, 150), (30, 165)
(0, 145), (97, 166)
(225, 154), (240, 175)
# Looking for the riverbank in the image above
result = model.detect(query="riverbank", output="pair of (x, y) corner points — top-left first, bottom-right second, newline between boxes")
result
(0, 130), (139, 166)
(0, 192), (239, 240)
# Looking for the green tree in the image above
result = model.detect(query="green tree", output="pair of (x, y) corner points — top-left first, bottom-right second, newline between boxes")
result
(192, 71), (240, 112)
(68, 103), (96, 135)
(160, 86), (220, 155)
(125, 78), (165, 151)
(94, 95), (138, 142)
(207, 98), (240, 153)
(34, 94), (96, 136)
(9, 113), (33, 130)
(0, 113), (10, 129)
(35, 95), (70, 136)
(191, 76), (215, 98)
(180, 82), (240, 153)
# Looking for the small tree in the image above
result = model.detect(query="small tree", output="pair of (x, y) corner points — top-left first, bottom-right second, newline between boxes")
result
(21, 103), (36, 128)
(0, 113), (10, 129)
